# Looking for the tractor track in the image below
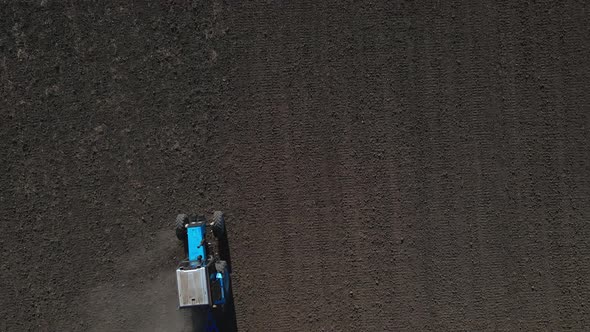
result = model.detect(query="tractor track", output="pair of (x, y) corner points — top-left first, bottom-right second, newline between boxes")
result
(1, 1), (589, 331)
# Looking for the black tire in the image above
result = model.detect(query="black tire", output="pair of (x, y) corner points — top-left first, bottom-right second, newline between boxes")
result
(175, 214), (189, 240)
(212, 211), (225, 239)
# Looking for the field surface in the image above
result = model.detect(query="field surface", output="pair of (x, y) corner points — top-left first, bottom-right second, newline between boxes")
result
(1, 1), (589, 331)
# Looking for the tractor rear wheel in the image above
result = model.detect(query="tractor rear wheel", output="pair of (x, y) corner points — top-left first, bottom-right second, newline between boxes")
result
(175, 214), (189, 240)
(212, 211), (225, 239)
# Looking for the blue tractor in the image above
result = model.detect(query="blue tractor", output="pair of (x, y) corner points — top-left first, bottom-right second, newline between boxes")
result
(175, 211), (232, 311)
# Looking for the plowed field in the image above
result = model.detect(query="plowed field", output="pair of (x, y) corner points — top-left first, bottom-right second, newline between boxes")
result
(1, 1), (589, 331)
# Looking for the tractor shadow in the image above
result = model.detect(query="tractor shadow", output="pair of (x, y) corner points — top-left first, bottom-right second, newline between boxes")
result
(213, 231), (238, 332)
(192, 231), (238, 332)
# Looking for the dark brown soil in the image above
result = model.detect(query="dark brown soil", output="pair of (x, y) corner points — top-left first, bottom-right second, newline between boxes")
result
(1, 1), (589, 331)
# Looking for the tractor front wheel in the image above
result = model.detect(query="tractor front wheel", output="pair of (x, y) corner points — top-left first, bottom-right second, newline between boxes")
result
(175, 214), (189, 240)
(212, 211), (225, 239)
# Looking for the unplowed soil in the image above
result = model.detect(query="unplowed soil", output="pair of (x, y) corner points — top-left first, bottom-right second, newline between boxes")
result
(1, 1), (589, 331)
